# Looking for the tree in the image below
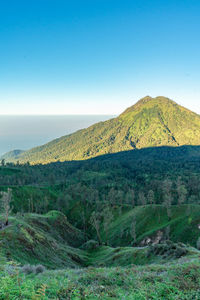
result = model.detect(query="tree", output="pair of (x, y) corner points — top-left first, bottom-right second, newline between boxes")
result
(176, 177), (187, 205)
(43, 196), (49, 213)
(147, 190), (155, 206)
(186, 204), (192, 217)
(163, 179), (172, 220)
(120, 228), (124, 239)
(138, 191), (146, 206)
(0, 188), (12, 226)
(80, 209), (87, 242)
(56, 195), (63, 211)
(28, 196), (34, 213)
(103, 206), (114, 245)
(108, 188), (116, 205)
(1, 159), (5, 167)
(125, 189), (135, 207)
(90, 211), (102, 244)
(49, 174), (56, 185)
(165, 225), (170, 240)
(130, 216), (137, 244)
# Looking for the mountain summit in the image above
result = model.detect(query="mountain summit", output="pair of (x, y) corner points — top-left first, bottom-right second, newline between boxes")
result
(121, 96), (175, 115)
(4, 96), (200, 164)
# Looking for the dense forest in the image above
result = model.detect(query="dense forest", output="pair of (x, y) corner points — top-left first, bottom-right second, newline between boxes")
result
(0, 146), (200, 230)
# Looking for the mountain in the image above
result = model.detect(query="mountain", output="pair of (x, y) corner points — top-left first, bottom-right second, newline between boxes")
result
(4, 96), (200, 164)
(1, 149), (25, 161)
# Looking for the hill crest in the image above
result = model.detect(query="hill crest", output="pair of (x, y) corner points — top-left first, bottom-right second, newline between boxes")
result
(120, 96), (185, 116)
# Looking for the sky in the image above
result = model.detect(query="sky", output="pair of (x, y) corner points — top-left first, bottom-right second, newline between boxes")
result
(0, 0), (200, 115)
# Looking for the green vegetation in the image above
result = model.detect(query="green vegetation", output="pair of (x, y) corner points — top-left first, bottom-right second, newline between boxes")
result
(99, 205), (200, 247)
(1, 205), (199, 269)
(1, 257), (200, 299)
(0, 211), (86, 269)
(1, 145), (200, 218)
(3, 96), (200, 164)
(1, 149), (24, 162)
(0, 207), (200, 299)
(0, 202), (200, 298)
(1, 98), (200, 298)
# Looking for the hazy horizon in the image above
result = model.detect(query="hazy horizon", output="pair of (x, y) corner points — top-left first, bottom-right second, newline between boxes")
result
(0, 95), (199, 116)
(0, 115), (114, 156)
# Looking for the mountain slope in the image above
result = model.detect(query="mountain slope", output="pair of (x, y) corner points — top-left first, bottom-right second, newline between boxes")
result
(0, 211), (86, 268)
(1, 149), (24, 161)
(6, 96), (200, 164)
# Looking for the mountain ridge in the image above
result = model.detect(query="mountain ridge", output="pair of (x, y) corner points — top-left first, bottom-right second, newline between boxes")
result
(2, 96), (200, 164)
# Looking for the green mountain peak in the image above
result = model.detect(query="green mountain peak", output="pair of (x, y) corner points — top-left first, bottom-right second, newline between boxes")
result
(3, 96), (200, 164)
(121, 96), (176, 115)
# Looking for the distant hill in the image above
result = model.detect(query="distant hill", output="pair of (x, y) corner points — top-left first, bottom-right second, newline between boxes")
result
(4, 96), (200, 164)
(1, 149), (25, 161)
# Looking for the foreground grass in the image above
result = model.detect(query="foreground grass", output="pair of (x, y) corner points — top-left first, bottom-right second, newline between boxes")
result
(0, 209), (200, 299)
(0, 257), (200, 299)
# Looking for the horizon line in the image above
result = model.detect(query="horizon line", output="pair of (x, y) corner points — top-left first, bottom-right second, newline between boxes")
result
(0, 114), (116, 116)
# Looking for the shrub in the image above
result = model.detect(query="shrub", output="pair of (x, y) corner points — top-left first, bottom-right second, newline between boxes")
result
(0, 252), (6, 270)
(147, 241), (188, 259)
(34, 264), (46, 274)
(81, 240), (99, 250)
(21, 264), (35, 275)
(21, 264), (46, 275)
(4, 264), (16, 275)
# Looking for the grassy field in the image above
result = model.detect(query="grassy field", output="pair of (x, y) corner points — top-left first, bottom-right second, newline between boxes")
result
(0, 205), (200, 299)
(0, 256), (200, 299)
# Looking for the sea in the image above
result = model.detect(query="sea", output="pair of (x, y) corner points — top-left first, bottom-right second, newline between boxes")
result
(0, 115), (114, 156)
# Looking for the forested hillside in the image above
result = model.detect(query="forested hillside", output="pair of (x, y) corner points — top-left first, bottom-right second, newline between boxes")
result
(1, 145), (200, 298)
(1, 146), (200, 211)
(3, 96), (200, 164)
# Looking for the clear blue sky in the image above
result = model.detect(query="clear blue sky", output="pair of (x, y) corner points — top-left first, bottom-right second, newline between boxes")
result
(0, 0), (200, 115)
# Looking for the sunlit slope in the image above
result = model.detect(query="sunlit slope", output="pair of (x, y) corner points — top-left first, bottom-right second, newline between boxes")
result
(9, 96), (200, 164)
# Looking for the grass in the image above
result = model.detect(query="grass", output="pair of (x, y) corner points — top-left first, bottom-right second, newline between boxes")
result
(99, 205), (200, 247)
(1, 205), (200, 268)
(0, 205), (200, 299)
(0, 257), (200, 299)
(86, 246), (157, 267)
(0, 211), (87, 269)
